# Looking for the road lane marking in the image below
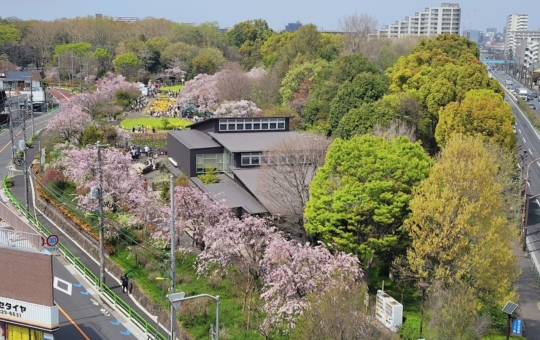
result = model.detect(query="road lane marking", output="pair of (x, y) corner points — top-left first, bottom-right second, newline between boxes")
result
(0, 116), (54, 153)
(519, 129), (522, 133)
(536, 199), (540, 206)
(57, 304), (91, 340)
(518, 163), (521, 169)
(528, 181), (531, 187)
(523, 138), (527, 143)
(529, 149), (533, 154)
(537, 163), (540, 168)
(53, 277), (72, 295)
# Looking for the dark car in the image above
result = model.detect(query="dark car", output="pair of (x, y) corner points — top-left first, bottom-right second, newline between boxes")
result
(531, 92), (539, 98)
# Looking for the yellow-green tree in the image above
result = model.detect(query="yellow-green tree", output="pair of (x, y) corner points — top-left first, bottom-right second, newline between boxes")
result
(435, 89), (516, 150)
(405, 134), (518, 305)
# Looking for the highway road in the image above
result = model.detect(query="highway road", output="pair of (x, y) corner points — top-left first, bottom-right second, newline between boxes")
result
(491, 69), (540, 338)
(0, 91), (143, 339)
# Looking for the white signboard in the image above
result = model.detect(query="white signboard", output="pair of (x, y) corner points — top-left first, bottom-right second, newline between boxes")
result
(0, 297), (58, 331)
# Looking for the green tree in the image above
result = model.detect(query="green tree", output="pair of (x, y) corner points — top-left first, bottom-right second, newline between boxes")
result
(404, 134), (518, 305)
(412, 33), (480, 60)
(113, 52), (140, 77)
(334, 94), (403, 139)
(279, 60), (329, 104)
(226, 19), (273, 47)
(302, 53), (380, 127)
(435, 89), (516, 150)
(94, 48), (112, 72)
(328, 72), (388, 130)
(54, 42), (92, 58)
(0, 25), (22, 44)
(304, 135), (432, 268)
(192, 54), (218, 74)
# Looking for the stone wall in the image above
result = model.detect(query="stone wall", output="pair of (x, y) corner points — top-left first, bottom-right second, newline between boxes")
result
(33, 187), (189, 339)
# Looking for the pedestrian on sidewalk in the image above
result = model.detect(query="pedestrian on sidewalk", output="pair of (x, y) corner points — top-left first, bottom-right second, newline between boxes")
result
(121, 274), (129, 293)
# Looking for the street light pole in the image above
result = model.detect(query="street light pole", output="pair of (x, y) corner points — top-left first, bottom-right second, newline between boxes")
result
(170, 175), (176, 340)
(418, 282), (430, 339)
(168, 293), (220, 340)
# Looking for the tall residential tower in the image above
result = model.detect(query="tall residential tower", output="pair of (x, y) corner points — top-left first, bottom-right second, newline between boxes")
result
(374, 3), (461, 38)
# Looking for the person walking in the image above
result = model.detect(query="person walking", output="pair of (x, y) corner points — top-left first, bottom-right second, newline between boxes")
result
(121, 274), (129, 293)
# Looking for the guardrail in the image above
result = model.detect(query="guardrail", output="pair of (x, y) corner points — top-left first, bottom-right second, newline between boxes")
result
(3, 176), (167, 340)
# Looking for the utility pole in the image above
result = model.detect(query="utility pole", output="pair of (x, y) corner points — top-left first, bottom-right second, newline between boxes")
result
(22, 97), (29, 211)
(30, 75), (34, 137)
(88, 142), (109, 289)
(170, 175), (176, 340)
(7, 87), (15, 163)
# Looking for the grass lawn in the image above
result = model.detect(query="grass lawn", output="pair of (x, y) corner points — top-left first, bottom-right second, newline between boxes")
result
(111, 249), (266, 340)
(120, 117), (192, 130)
(160, 84), (183, 92)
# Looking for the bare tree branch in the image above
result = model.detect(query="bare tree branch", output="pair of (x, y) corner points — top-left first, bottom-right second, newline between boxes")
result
(258, 134), (331, 226)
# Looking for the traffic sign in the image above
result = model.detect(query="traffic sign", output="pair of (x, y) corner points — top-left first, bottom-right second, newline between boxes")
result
(46, 235), (59, 247)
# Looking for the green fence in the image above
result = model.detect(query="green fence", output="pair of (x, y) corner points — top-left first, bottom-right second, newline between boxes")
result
(3, 176), (168, 340)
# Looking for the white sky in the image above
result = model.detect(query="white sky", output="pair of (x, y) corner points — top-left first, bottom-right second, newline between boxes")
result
(2, 0), (540, 33)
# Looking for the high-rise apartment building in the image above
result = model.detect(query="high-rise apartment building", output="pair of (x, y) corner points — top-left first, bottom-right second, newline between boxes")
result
(505, 14), (528, 55)
(374, 3), (461, 38)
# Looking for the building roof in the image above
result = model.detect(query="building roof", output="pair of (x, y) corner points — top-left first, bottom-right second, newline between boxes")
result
(191, 174), (268, 214)
(169, 130), (221, 149)
(208, 131), (300, 153)
(3, 71), (44, 81)
(230, 167), (283, 214)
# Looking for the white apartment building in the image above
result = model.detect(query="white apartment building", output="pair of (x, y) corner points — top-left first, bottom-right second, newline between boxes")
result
(505, 14), (529, 55)
(374, 3), (461, 38)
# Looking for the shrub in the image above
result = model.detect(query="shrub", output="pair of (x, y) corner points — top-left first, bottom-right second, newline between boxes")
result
(399, 314), (421, 340)
(4, 177), (13, 188)
(198, 166), (218, 184)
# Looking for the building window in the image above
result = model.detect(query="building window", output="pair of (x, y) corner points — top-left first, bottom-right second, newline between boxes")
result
(219, 118), (286, 131)
(196, 153), (224, 173)
(241, 152), (262, 166)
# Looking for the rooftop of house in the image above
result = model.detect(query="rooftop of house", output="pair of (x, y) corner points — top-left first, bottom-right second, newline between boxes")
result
(169, 129), (221, 149)
(207, 131), (300, 153)
(191, 174), (268, 214)
(0, 70), (45, 81)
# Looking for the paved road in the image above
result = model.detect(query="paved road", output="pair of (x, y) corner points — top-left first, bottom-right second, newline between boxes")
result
(53, 256), (138, 340)
(492, 69), (540, 339)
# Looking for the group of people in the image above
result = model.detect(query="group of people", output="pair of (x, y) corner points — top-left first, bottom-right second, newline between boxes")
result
(129, 97), (149, 113)
(131, 125), (156, 134)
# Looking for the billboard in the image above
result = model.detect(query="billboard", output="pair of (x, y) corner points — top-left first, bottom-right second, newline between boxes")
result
(6, 324), (46, 340)
(0, 297), (58, 331)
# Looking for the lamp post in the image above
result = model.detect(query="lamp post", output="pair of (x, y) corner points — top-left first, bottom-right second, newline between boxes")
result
(168, 293), (220, 340)
(418, 282), (430, 339)
(88, 142), (109, 289)
(521, 157), (540, 251)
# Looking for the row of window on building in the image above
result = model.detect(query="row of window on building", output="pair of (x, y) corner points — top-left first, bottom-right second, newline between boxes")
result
(218, 118), (286, 132)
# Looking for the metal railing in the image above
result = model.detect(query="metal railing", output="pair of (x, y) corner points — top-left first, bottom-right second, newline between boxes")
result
(3, 176), (168, 340)
(0, 228), (42, 252)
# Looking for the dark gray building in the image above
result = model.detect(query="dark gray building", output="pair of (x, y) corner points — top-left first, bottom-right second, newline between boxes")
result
(167, 116), (299, 215)
(285, 21), (302, 32)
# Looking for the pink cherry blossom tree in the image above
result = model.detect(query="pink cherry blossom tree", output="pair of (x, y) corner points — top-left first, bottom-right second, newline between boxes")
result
(213, 100), (262, 117)
(197, 215), (278, 326)
(60, 147), (152, 220)
(177, 73), (220, 112)
(46, 100), (92, 144)
(154, 185), (232, 251)
(259, 238), (363, 334)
